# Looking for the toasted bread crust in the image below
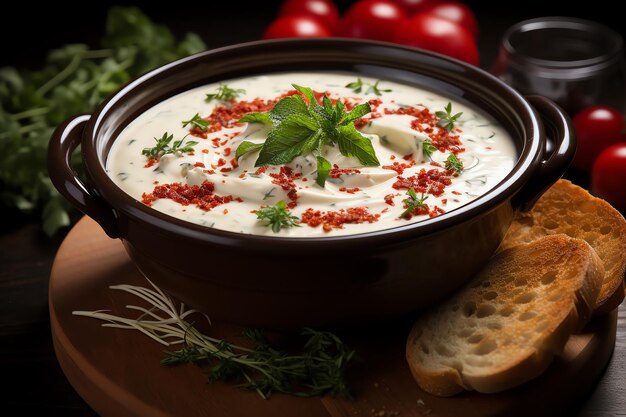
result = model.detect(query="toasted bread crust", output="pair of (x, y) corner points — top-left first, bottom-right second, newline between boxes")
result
(500, 180), (626, 313)
(407, 235), (604, 396)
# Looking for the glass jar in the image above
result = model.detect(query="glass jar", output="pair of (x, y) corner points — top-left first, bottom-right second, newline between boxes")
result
(492, 17), (626, 115)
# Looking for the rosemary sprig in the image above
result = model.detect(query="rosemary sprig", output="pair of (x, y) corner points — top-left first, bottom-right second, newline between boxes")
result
(255, 200), (300, 233)
(435, 102), (463, 132)
(73, 279), (355, 399)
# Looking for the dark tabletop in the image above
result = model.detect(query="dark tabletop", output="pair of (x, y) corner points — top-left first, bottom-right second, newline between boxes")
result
(1, 1), (624, 415)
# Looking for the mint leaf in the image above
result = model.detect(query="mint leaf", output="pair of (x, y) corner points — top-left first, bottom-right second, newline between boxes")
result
(316, 156), (331, 187)
(422, 139), (438, 160)
(256, 115), (321, 166)
(235, 141), (263, 160)
(292, 84), (319, 109)
(239, 112), (271, 125)
(342, 103), (371, 125)
(335, 124), (379, 166)
(269, 95), (309, 123)
(182, 113), (209, 131)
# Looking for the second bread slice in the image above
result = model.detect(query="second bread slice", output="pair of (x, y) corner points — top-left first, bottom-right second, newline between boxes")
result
(406, 234), (604, 397)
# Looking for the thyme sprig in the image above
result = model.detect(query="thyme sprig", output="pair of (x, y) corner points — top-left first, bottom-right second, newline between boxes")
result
(435, 102), (463, 132)
(255, 200), (300, 233)
(205, 84), (246, 102)
(445, 153), (463, 174)
(345, 78), (392, 96)
(73, 279), (355, 399)
(142, 132), (198, 161)
(422, 139), (438, 160)
(182, 113), (210, 131)
(399, 187), (428, 219)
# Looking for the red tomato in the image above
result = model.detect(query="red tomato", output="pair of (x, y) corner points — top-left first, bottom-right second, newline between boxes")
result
(421, 1), (478, 38)
(339, 0), (407, 42)
(592, 143), (626, 211)
(393, 14), (479, 65)
(263, 16), (332, 39)
(279, 0), (340, 33)
(572, 105), (625, 171)
(391, 0), (432, 14)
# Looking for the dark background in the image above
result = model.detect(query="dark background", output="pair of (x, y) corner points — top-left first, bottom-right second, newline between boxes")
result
(1, 1), (625, 415)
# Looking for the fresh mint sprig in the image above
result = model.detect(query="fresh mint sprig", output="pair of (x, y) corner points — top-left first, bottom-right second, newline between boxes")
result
(236, 84), (379, 187)
(435, 102), (463, 132)
(255, 200), (300, 233)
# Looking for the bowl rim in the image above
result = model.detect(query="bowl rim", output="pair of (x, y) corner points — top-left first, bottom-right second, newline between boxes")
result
(81, 38), (543, 250)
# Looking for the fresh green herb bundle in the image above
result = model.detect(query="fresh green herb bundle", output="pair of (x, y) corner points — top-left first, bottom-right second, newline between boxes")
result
(0, 7), (205, 235)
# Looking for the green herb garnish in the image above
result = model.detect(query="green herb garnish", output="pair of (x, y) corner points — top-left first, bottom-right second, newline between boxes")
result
(255, 200), (300, 233)
(182, 113), (209, 131)
(0, 6), (205, 236)
(74, 280), (355, 400)
(445, 153), (463, 174)
(399, 187), (428, 219)
(236, 84), (379, 187)
(345, 78), (391, 96)
(205, 84), (246, 102)
(422, 139), (438, 160)
(435, 102), (463, 132)
(142, 132), (198, 161)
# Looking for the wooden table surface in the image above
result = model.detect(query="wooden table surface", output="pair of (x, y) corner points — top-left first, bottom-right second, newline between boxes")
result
(1, 2), (625, 415)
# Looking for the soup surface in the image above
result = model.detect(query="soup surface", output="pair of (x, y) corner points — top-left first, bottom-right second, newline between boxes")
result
(107, 72), (517, 236)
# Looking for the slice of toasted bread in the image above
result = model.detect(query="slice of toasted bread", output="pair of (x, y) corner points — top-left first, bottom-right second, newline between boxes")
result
(406, 234), (604, 397)
(500, 179), (626, 314)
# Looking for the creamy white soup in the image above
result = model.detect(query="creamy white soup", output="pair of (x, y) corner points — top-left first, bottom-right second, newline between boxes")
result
(107, 72), (517, 237)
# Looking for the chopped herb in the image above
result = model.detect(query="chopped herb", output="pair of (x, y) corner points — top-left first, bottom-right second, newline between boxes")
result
(235, 84), (379, 186)
(205, 84), (246, 102)
(345, 78), (391, 96)
(235, 141), (263, 160)
(445, 153), (463, 174)
(255, 200), (300, 233)
(422, 139), (438, 160)
(74, 281), (355, 400)
(399, 187), (428, 219)
(142, 132), (198, 161)
(435, 102), (463, 132)
(181, 113), (210, 131)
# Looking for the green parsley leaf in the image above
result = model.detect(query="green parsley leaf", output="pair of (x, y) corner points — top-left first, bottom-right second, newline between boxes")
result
(316, 156), (331, 187)
(142, 132), (198, 160)
(235, 141), (264, 160)
(399, 187), (429, 219)
(345, 78), (391, 96)
(236, 84), (379, 186)
(255, 200), (300, 233)
(422, 139), (438, 160)
(205, 84), (245, 103)
(445, 153), (463, 174)
(435, 102), (463, 132)
(181, 113), (209, 131)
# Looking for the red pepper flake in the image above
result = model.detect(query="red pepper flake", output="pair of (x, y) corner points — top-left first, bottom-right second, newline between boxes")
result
(220, 167), (232, 173)
(390, 155), (396, 160)
(302, 178), (308, 182)
(203, 169), (216, 174)
(300, 207), (380, 232)
(402, 203), (431, 219)
(329, 164), (361, 178)
(382, 160), (416, 175)
(384, 194), (396, 206)
(194, 162), (205, 168)
(202, 149), (209, 154)
(270, 166), (302, 207)
(141, 180), (242, 212)
(254, 166), (269, 175)
(392, 168), (453, 196)
(485, 146), (492, 150)
(144, 159), (157, 168)
(223, 148), (232, 156)
(153, 181), (159, 185)
(339, 187), (360, 194)
(441, 199), (447, 205)
(217, 158), (227, 167)
(451, 191), (462, 195)
(429, 206), (446, 218)
(223, 209), (228, 215)
(238, 173), (246, 179)
(402, 153), (414, 161)
(430, 161), (442, 167)
(230, 157), (239, 168)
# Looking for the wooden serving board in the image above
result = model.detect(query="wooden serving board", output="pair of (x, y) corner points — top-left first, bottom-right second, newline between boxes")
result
(50, 217), (618, 417)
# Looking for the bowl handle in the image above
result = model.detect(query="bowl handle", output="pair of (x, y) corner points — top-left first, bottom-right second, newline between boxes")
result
(512, 96), (576, 211)
(48, 115), (120, 238)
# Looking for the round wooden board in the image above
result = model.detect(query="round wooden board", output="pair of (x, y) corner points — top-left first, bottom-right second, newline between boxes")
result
(50, 217), (618, 417)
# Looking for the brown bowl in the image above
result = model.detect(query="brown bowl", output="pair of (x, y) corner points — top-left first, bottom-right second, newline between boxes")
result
(48, 39), (575, 328)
